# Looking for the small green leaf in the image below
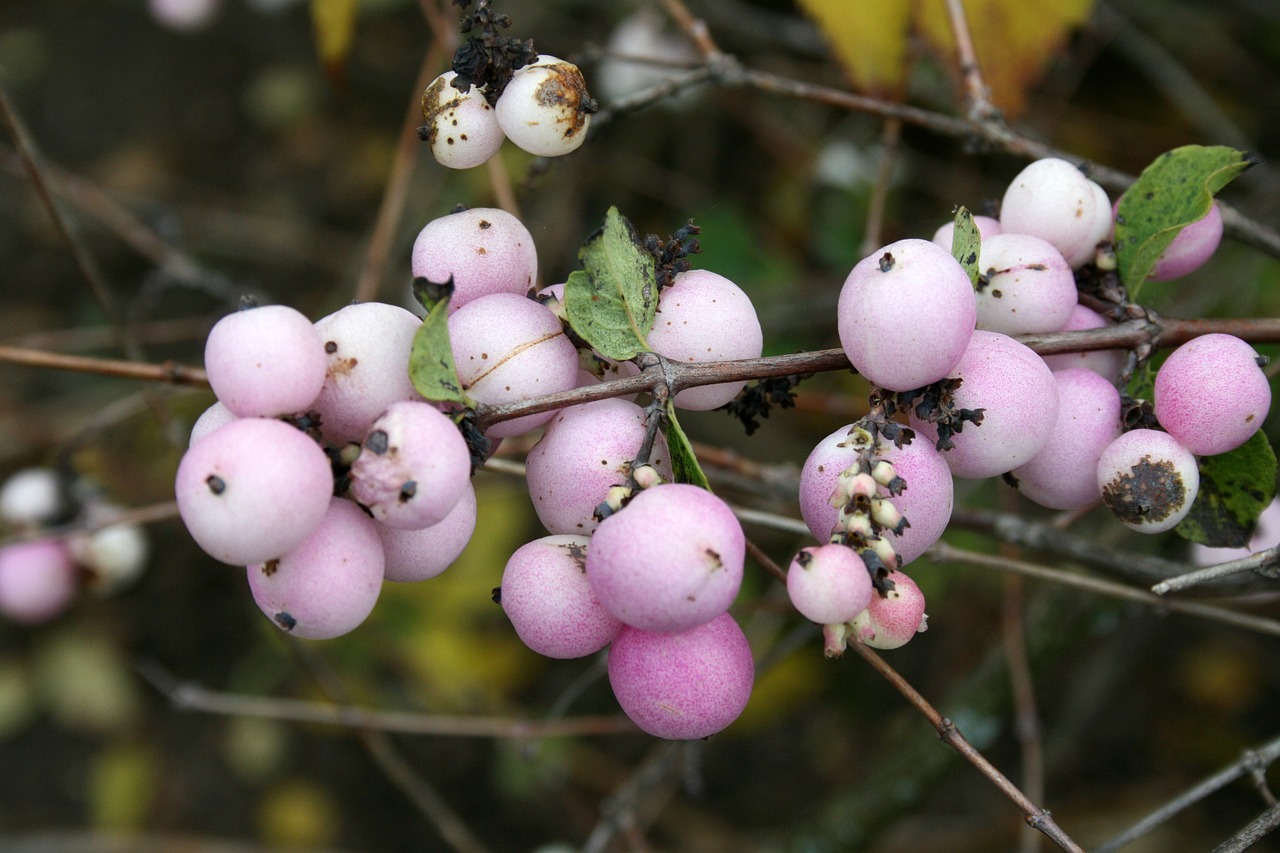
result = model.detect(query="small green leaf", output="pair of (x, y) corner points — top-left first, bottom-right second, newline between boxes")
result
(1176, 431), (1278, 547)
(663, 401), (711, 490)
(408, 277), (471, 406)
(564, 207), (658, 362)
(949, 205), (981, 287)
(1115, 145), (1255, 299)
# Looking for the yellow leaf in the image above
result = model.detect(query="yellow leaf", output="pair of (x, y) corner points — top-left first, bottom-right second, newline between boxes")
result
(916, 0), (1095, 118)
(795, 0), (914, 97)
(310, 0), (359, 84)
(796, 0), (1096, 118)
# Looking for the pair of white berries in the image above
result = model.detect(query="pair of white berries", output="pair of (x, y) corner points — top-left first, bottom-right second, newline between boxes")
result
(421, 55), (594, 169)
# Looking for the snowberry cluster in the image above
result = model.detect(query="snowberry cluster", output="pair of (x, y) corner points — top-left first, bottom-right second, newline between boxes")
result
(178, 299), (476, 640)
(421, 55), (595, 169)
(785, 155), (1260, 653)
(0, 467), (149, 625)
(171, 153), (1265, 744)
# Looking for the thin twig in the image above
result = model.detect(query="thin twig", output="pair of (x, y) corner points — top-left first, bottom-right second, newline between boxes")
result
(1210, 801), (1280, 853)
(0, 344), (208, 387)
(354, 44), (449, 303)
(850, 642), (1085, 852)
(582, 741), (685, 853)
(0, 501), (180, 550)
(943, 0), (1001, 123)
(860, 118), (902, 258)
(1094, 732), (1280, 853)
(931, 540), (1280, 638)
(1151, 545), (1280, 595)
(1003, 573), (1045, 853)
(135, 659), (634, 739)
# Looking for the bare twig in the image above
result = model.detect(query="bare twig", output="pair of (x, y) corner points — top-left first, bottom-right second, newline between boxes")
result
(354, 44), (449, 303)
(943, 0), (1001, 123)
(860, 118), (902, 258)
(581, 740), (685, 853)
(135, 660), (634, 739)
(0, 501), (180, 550)
(1094, 732), (1280, 853)
(850, 642), (1085, 852)
(0, 344), (208, 387)
(931, 540), (1280, 638)
(1151, 546), (1280, 595)
(1003, 573), (1045, 853)
(1210, 801), (1280, 853)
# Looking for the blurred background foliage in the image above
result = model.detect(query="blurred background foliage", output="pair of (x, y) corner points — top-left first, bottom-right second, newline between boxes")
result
(1, 0), (1280, 850)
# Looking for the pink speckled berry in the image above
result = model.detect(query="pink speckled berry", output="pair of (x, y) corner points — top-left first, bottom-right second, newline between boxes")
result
(1041, 304), (1127, 383)
(525, 398), (672, 535)
(646, 269), (763, 410)
(586, 483), (744, 633)
(499, 534), (622, 659)
(851, 571), (927, 650)
(348, 401), (472, 530)
(1149, 202), (1223, 281)
(1009, 368), (1122, 509)
(175, 417), (334, 565)
(312, 302), (425, 445)
(974, 233), (1077, 336)
(1154, 334), (1271, 456)
(0, 538), (77, 625)
(247, 498), (384, 639)
(203, 304), (327, 418)
(931, 215), (1003, 252)
(786, 544), (872, 625)
(798, 425), (953, 567)
(410, 208), (537, 314)
(910, 331), (1060, 479)
(837, 238), (977, 392)
(607, 611), (754, 740)
(1000, 158), (1111, 268)
(449, 293), (579, 438)
(1097, 429), (1200, 534)
(379, 483), (477, 582)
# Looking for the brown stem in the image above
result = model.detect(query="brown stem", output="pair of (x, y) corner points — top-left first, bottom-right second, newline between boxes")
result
(850, 642), (1085, 852)
(944, 0), (1001, 123)
(0, 344), (209, 387)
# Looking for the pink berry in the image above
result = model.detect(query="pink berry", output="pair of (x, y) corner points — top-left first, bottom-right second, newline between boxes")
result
(449, 293), (579, 438)
(203, 304), (327, 418)
(798, 425), (953, 567)
(0, 538), (78, 625)
(379, 483), (477, 582)
(247, 498), (385, 639)
(312, 302), (425, 445)
(786, 544), (872, 625)
(348, 401), (472, 530)
(910, 331), (1060, 479)
(586, 483), (744, 633)
(607, 611), (754, 740)
(1154, 334), (1271, 456)
(1000, 158), (1111, 268)
(974, 233), (1077, 336)
(499, 534), (622, 659)
(174, 417), (334, 565)
(525, 398), (672, 535)
(837, 238), (977, 392)
(1009, 368), (1122, 510)
(851, 571), (927, 650)
(646, 269), (763, 411)
(410, 208), (538, 313)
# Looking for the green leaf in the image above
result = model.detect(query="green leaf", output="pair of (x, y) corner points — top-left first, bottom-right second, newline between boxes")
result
(564, 207), (658, 362)
(663, 401), (711, 490)
(949, 205), (981, 287)
(408, 277), (471, 407)
(1115, 145), (1256, 299)
(1176, 431), (1278, 547)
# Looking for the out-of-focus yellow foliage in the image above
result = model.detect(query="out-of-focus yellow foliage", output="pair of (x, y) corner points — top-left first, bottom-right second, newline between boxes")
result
(257, 778), (343, 849)
(795, 0), (1096, 117)
(90, 742), (157, 831)
(311, 0), (359, 84)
